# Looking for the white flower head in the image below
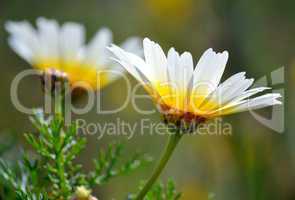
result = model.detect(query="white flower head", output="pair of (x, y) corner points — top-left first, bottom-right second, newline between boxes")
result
(6, 17), (142, 90)
(108, 38), (282, 123)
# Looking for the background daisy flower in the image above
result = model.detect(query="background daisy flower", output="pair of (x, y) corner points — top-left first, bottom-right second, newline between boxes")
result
(5, 17), (141, 90)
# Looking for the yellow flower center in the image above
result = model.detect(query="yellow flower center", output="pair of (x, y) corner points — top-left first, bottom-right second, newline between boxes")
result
(152, 82), (221, 118)
(34, 58), (109, 90)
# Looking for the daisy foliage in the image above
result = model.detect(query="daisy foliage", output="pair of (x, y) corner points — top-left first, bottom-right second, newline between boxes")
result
(0, 108), (151, 200)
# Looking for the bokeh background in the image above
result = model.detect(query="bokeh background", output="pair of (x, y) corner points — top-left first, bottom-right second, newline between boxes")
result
(0, 0), (294, 199)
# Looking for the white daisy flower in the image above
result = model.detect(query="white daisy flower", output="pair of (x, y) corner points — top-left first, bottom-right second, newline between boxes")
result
(6, 17), (141, 90)
(108, 38), (282, 123)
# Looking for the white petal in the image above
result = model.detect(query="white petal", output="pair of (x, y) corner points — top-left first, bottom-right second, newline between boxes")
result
(199, 72), (254, 111)
(231, 93), (282, 112)
(36, 17), (59, 60)
(166, 48), (194, 108)
(219, 78), (254, 105)
(211, 93), (282, 117)
(85, 27), (112, 66)
(143, 38), (168, 83)
(167, 48), (180, 87)
(108, 45), (164, 102)
(107, 37), (142, 81)
(167, 50), (193, 91)
(60, 22), (85, 62)
(5, 21), (39, 63)
(193, 48), (229, 94)
(180, 52), (194, 73)
(229, 87), (270, 103)
(212, 72), (246, 95)
(108, 44), (149, 84)
(7, 37), (33, 63)
(121, 37), (142, 55)
(179, 52), (194, 88)
(198, 72), (245, 109)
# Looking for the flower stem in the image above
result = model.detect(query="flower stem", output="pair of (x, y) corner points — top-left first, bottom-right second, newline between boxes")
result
(134, 130), (183, 200)
(54, 82), (65, 118)
(53, 81), (69, 197)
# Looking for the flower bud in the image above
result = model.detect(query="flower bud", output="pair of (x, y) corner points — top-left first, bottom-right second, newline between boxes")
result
(72, 186), (98, 200)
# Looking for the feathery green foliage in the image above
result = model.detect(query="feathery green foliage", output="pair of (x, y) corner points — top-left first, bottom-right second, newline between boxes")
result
(128, 179), (182, 200)
(0, 108), (150, 200)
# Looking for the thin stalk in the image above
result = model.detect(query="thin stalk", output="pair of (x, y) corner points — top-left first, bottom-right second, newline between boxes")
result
(134, 130), (183, 200)
(56, 150), (68, 196)
(53, 82), (69, 197)
(54, 86), (65, 118)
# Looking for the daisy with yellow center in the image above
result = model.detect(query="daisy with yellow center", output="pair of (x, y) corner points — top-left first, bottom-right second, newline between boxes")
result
(6, 17), (141, 90)
(108, 38), (282, 199)
(109, 38), (281, 125)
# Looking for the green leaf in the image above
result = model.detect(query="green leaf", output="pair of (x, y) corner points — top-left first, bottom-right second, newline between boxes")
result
(129, 179), (182, 200)
(88, 143), (151, 187)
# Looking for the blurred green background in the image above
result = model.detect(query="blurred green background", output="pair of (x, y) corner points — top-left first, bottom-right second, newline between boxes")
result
(0, 0), (294, 199)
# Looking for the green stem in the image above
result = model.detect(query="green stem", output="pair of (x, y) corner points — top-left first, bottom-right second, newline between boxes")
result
(54, 88), (64, 118)
(56, 151), (68, 196)
(134, 131), (183, 200)
(54, 83), (69, 197)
